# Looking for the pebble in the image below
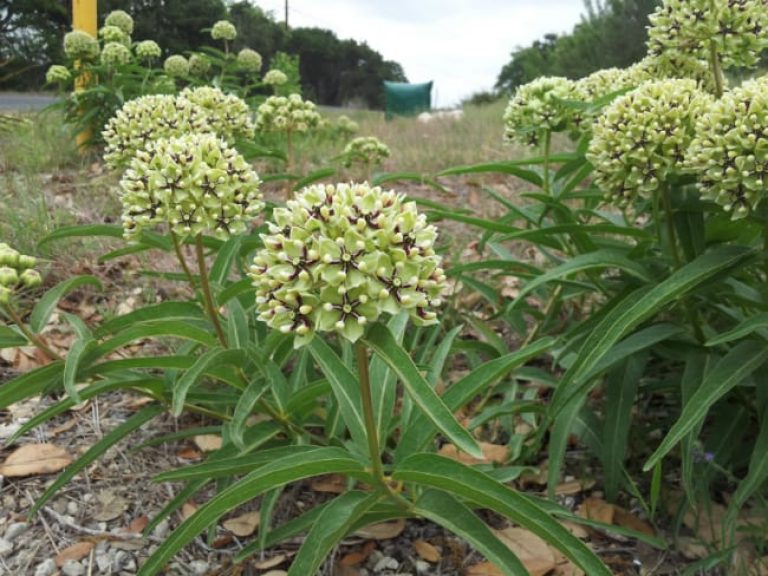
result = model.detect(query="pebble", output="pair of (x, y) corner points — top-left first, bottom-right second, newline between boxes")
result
(61, 560), (86, 576)
(415, 560), (431, 573)
(34, 559), (57, 576)
(190, 560), (210, 575)
(0, 537), (13, 557)
(67, 501), (79, 515)
(4, 522), (28, 542)
(373, 556), (400, 572)
(152, 519), (169, 539)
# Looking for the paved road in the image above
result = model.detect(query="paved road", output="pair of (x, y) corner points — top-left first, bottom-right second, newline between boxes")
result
(0, 93), (59, 112)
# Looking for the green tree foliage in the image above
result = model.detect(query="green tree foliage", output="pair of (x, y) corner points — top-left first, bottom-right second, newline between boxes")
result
(496, 0), (659, 93)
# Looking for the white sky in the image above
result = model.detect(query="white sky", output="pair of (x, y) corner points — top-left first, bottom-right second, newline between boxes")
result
(256, 0), (587, 107)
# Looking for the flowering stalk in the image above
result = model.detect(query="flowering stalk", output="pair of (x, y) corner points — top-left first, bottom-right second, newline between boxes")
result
(194, 234), (227, 347)
(0, 304), (62, 362)
(355, 342), (385, 481)
(542, 130), (552, 197)
(171, 232), (196, 289)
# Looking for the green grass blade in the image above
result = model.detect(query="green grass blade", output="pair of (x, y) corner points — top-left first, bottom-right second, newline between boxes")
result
(30, 405), (163, 516)
(394, 454), (611, 576)
(414, 490), (528, 575)
(288, 492), (379, 576)
(138, 447), (368, 576)
(363, 323), (482, 460)
(644, 339), (768, 471)
(29, 275), (102, 333)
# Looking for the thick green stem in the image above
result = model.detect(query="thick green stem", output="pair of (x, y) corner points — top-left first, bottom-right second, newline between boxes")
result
(194, 234), (227, 347)
(1, 304), (63, 362)
(171, 231), (196, 290)
(542, 130), (552, 196)
(355, 342), (385, 482)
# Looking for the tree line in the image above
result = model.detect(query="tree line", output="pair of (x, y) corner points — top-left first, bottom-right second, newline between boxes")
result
(0, 0), (407, 109)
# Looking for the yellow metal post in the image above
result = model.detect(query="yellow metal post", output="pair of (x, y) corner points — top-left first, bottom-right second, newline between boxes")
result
(73, 0), (98, 149)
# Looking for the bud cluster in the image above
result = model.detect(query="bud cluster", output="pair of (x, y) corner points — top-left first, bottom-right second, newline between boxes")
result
(101, 42), (132, 67)
(255, 94), (321, 133)
(188, 54), (211, 77)
(135, 40), (161, 61)
(119, 134), (263, 241)
(237, 48), (263, 72)
(249, 182), (446, 346)
(336, 115), (359, 136)
(179, 86), (255, 142)
(263, 69), (288, 86)
(587, 78), (711, 206)
(503, 76), (576, 147)
(99, 25), (131, 47)
(164, 54), (189, 77)
(211, 20), (237, 41)
(63, 30), (99, 61)
(46, 65), (71, 84)
(104, 10), (134, 35)
(0, 244), (42, 305)
(343, 136), (391, 168)
(687, 78), (768, 219)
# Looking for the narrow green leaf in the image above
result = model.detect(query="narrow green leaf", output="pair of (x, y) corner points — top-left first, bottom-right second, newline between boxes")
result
(172, 348), (245, 416)
(225, 298), (250, 350)
(62, 337), (96, 404)
(288, 492), (379, 576)
(371, 312), (409, 445)
(0, 362), (63, 409)
(706, 313), (768, 347)
(364, 323), (482, 460)
(394, 454), (611, 575)
(292, 167), (336, 191)
(0, 325), (26, 348)
(644, 340), (768, 471)
(38, 224), (124, 246)
(438, 162), (543, 186)
(209, 235), (242, 287)
(31, 405), (163, 516)
(230, 377), (268, 450)
(92, 321), (218, 359)
(95, 301), (204, 337)
(29, 276), (102, 333)
(138, 448), (368, 576)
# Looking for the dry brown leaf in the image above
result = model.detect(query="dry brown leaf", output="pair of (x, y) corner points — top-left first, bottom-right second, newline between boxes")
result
(222, 511), (260, 537)
(554, 479), (595, 496)
(353, 518), (406, 540)
(339, 542), (375, 566)
(49, 418), (78, 437)
(576, 497), (614, 525)
(559, 520), (589, 540)
(193, 434), (222, 452)
(253, 554), (288, 569)
(0, 443), (73, 477)
(55, 542), (94, 566)
(212, 534), (234, 549)
(494, 527), (557, 576)
(127, 515), (149, 534)
(181, 501), (198, 520)
(612, 505), (655, 536)
(176, 447), (203, 460)
(261, 571), (288, 576)
(438, 442), (508, 465)
(465, 561), (504, 575)
(92, 490), (128, 522)
(311, 474), (347, 493)
(333, 564), (361, 576)
(414, 539), (441, 563)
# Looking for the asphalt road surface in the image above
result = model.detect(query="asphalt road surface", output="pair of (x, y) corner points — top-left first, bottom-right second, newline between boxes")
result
(0, 93), (59, 112)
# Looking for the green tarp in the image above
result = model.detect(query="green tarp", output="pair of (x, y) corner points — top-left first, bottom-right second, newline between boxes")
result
(384, 81), (432, 119)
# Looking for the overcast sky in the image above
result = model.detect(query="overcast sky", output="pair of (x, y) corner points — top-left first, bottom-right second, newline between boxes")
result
(256, 0), (586, 107)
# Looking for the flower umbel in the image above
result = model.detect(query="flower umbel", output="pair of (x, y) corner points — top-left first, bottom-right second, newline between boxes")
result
(250, 182), (446, 346)
(45, 65), (71, 84)
(255, 94), (321, 133)
(188, 54), (212, 77)
(687, 78), (768, 219)
(211, 20), (237, 41)
(237, 48), (263, 72)
(343, 137), (391, 168)
(135, 40), (161, 61)
(63, 30), (99, 60)
(104, 10), (134, 35)
(100, 42), (132, 67)
(164, 54), (189, 77)
(179, 86), (255, 142)
(118, 134), (263, 241)
(503, 76), (576, 146)
(98, 25), (131, 46)
(263, 69), (288, 86)
(0, 244), (42, 304)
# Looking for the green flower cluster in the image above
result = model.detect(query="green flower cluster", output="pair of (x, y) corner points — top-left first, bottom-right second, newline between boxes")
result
(0, 244), (42, 304)
(119, 134), (263, 241)
(63, 30), (99, 60)
(343, 136), (390, 167)
(647, 0), (768, 69)
(571, 67), (647, 133)
(104, 10), (134, 35)
(102, 94), (210, 168)
(635, 54), (721, 94)
(337, 115), (359, 136)
(687, 78), (768, 219)
(211, 20), (237, 41)
(46, 65), (71, 84)
(188, 54), (211, 77)
(263, 69), (288, 86)
(250, 182), (446, 347)
(99, 25), (130, 47)
(587, 78), (711, 206)
(255, 94), (321, 133)
(237, 48), (263, 72)
(503, 76), (576, 146)
(179, 86), (255, 142)
(135, 40), (161, 61)
(101, 42), (132, 67)
(164, 54), (189, 77)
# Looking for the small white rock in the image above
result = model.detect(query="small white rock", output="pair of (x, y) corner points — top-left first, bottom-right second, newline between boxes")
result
(190, 560), (210, 575)
(152, 519), (169, 539)
(4, 521), (28, 541)
(0, 537), (13, 556)
(61, 560), (86, 576)
(67, 501), (79, 515)
(373, 556), (399, 572)
(415, 560), (431, 573)
(34, 559), (57, 576)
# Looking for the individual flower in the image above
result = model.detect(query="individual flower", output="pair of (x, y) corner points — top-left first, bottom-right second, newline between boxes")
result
(647, 0), (768, 69)
(263, 69), (288, 86)
(45, 65), (71, 84)
(687, 78), (768, 219)
(119, 134), (263, 241)
(587, 78), (711, 206)
(343, 136), (390, 168)
(0, 244), (42, 304)
(503, 76), (577, 147)
(63, 30), (99, 60)
(179, 86), (255, 142)
(104, 10), (134, 35)
(164, 54), (189, 77)
(188, 54), (211, 77)
(135, 40), (162, 61)
(100, 42), (132, 67)
(250, 182), (446, 346)
(337, 115), (359, 136)
(237, 48), (263, 72)
(98, 25), (131, 46)
(255, 94), (321, 133)
(102, 94), (210, 168)
(211, 20), (237, 41)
